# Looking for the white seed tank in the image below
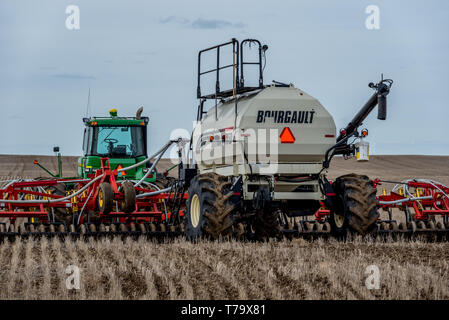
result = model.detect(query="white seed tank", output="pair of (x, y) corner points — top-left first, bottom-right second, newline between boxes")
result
(193, 84), (336, 178)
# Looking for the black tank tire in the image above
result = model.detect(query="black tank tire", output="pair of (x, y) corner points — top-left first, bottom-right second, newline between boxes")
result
(331, 173), (379, 235)
(252, 189), (281, 240)
(97, 182), (114, 214)
(120, 181), (136, 213)
(185, 173), (235, 240)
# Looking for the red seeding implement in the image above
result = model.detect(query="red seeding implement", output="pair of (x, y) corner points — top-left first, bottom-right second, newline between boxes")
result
(0, 139), (189, 239)
(1, 171), (449, 241)
(375, 179), (449, 237)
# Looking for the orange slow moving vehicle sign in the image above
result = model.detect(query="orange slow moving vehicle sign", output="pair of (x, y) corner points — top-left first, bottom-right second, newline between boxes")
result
(280, 127), (295, 143)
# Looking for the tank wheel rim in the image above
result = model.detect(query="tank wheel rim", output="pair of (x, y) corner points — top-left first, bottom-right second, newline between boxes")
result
(190, 194), (201, 228)
(333, 212), (345, 229)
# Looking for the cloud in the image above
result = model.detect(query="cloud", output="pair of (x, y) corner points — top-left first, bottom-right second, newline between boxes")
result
(50, 73), (96, 80)
(191, 18), (245, 29)
(159, 16), (189, 25)
(159, 16), (245, 29)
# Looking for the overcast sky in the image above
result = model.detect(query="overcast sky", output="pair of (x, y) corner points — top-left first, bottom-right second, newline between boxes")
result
(0, 0), (448, 156)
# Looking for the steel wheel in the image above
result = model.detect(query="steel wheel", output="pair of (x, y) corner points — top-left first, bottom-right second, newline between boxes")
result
(304, 222), (314, 232)
(426, 220), (437, 242)
(296, 222), (303, 234)
(314, 223), (323, 232)
(416, 221), (426, 230)
(408, 221), (417, 232)
(322, 222), (331, 233)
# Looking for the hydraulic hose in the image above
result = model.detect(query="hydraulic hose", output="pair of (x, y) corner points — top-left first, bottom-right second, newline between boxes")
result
(135, 187), (172, 199)
(378, 195), (433, 205)
(0, 174), (104, 204)
(118, 140), (175, 172)
(134, 141), (173, 187)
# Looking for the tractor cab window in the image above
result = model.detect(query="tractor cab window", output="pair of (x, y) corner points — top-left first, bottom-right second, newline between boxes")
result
(91, 126), (146, 158)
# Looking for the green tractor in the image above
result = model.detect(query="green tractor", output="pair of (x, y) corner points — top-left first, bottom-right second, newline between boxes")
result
(33, 107), (160, 224)
(78, 107), (156, 183)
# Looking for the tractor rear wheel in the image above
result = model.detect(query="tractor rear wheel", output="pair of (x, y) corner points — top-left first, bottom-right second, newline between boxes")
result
(185, 173), (235, 240)
(97, 182), (114, 214)
(331, 173), (379, 235)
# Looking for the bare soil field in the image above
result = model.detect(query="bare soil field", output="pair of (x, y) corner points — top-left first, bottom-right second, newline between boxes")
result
(0, 154), (448, 300)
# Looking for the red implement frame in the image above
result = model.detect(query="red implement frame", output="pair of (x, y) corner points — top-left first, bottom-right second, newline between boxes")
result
(0, 158), (187, 225)
(375, 179), (449, 221)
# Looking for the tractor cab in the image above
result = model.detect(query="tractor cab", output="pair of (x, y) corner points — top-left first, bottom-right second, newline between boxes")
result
(78, 108), (155, 182)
